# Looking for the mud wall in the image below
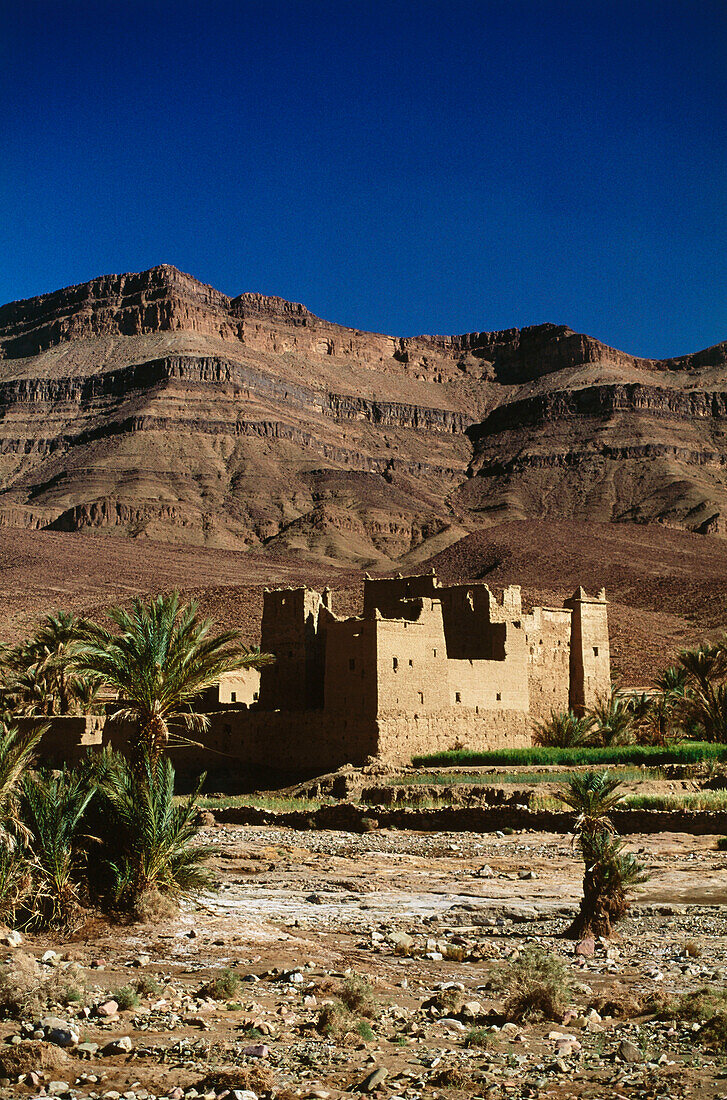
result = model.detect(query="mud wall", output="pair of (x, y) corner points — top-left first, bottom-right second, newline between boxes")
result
(16, 715), (104, 766)
(375, 708), (531, 764)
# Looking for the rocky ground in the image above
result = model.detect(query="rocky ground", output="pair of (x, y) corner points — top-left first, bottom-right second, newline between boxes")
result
(2, 826), (727, 1100)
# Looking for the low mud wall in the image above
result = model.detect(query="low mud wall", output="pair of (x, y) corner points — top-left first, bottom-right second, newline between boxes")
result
(211, 802), (727, 835)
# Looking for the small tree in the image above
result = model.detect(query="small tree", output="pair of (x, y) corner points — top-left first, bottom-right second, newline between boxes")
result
(587, 691), (635, 746)
(678, 640), (727, 742)
(558, 770), (648, 938)
(75, 592), (274, 766)
(532, 710), (593, 748)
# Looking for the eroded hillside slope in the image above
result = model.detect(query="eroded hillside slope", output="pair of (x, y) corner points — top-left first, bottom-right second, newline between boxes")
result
(1, 264), (727, 562)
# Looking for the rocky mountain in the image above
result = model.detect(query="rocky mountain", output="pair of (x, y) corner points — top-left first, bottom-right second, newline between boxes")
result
(1, 264), (726, 565)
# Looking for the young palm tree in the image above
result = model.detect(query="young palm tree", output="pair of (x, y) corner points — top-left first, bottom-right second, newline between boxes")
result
(532, 710), (593, 748)
(0, 722), (45, 848)
(677, 641), (727, 742)
(557, 770), (624, 838)
(75, 593), (274, 765)
(21, 768), (95, 927)
(94, 750), (214, 909)
(587, 691), (635, 746)
(557, 770), (648, 938)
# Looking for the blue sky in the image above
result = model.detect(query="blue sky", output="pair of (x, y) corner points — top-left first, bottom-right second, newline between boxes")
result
(1, 0), (725, 357)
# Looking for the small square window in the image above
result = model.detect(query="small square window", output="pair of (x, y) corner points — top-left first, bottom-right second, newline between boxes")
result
(455, 691), (461, 703)
(433, 648), (437, 657)
(231, 691), (237, 702)
(593, 646), (599, 657)
(392, 657), (398, 670)
(496, 692), (501, 701)
(409, 659), (413, 667)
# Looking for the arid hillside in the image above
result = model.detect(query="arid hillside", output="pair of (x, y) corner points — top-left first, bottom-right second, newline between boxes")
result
(1, 265), (727, 564)
(0, 522), (724, 686)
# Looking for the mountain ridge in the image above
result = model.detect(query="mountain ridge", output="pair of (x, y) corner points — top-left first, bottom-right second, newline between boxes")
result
(1, 265), (726, 559)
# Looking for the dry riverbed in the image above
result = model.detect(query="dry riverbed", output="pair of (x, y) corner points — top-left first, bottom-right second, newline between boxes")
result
(2, 825), (727, 1100)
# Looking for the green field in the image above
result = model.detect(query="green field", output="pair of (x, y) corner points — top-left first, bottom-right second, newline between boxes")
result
(388, 766), (663, 786)
(412, 743), (727, 768)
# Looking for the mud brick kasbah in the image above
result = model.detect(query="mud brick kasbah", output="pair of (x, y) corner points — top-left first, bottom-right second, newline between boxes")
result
(31, 571), (610, 774)
(167, 571), (611, 773)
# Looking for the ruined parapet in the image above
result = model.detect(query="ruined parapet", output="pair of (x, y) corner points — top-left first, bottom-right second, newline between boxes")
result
(565, 586), (610, 713)
(374, 596), (450, 716)
(257, 586), (328, 710)
(362, 572), (438, 619)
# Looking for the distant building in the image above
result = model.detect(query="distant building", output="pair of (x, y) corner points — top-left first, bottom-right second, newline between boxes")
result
(38, 571), (612, 774)
(222, 571), (610, 767)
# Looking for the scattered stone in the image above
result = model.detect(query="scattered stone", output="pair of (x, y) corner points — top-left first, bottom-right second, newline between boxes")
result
(241, 1043), (269, 1058)
(96, 999), (119, 1018)
(576, 937), (596, 957)
(47, 1083), (70, 1097)
(102, 1036), (134, 1055)
(618, 1038), (643, 1063)
(358, 1066), (388, 1092)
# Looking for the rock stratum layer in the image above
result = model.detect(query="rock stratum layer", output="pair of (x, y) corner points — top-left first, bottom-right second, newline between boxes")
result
(1, 264), (726, 564)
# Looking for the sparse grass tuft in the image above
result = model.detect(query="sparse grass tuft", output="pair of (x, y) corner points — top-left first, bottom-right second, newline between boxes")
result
(497, 945), (571, 1023)
(356, 1020), (375, 1040)
(464, 1026), (491, 1048)
(113, 984), (140, 1011)
(203, 967), (239, 1000)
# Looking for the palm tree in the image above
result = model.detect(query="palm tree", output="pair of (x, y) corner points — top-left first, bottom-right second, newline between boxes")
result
(75, 592), (274, 765)
(0, 723), (44, 927)
(678, 641), (727, 695)
(0, 613), (100, 717)
(557, 770), (624, 838)
(0, 722), (45, 848)
(21, 768), (95, 927)
(532, 710), (593, 748)
(557, 770), (648, 938)
(677, 641), (727, 742)
(587, 690), (635, 746)
(95, 750), (214, 909)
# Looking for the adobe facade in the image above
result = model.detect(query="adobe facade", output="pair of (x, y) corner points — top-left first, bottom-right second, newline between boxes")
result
(203, 571), (610, 770)
(25, 572), (611, 775)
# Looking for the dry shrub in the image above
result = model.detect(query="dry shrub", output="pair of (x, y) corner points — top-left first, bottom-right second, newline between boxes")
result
(0, 952), (85, 1019)
(199, 1064), (276, 1095)
(649, 987), (727, 1023)
(591, 985), (644, 1019)
(317, 973), (378, 1040)
(423, 987), (465, 1014)
(497, 945), (571, 1023)
(701, 1012), (727, 1047)
(430, 1061), (477, 1090)
(317, 999), (354, 1038)
(683, 941), (702, 958)
(202, 967), (239, 1001)
(133, 889), (177, 923)
(338, 972), (376, 1017)
(0, 1040), (69, 1078)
